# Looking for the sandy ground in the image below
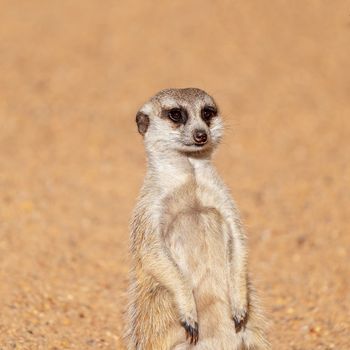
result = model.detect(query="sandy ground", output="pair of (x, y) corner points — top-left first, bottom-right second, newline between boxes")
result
(0, 1), (349, 349)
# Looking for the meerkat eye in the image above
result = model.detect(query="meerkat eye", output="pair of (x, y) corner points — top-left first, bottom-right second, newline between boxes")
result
(201, 106), (217, 123)
(168, 108), (183, 123)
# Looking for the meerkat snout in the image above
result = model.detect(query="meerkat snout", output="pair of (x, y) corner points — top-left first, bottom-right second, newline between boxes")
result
(193, 129), (208, 145)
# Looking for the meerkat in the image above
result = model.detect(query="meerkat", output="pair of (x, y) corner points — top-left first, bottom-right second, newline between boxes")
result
(125, 88), (269, 350)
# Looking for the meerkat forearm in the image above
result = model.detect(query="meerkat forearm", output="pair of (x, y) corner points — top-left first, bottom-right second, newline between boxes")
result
(224, 206), (249, 325)
(140, 238), (198, 324)
(229, 223), (249, 329)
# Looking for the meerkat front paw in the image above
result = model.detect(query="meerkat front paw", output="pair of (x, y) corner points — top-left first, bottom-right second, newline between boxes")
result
(181, 319), (199, 345)
(232, 305), (248, 332)
(177, 293), (199, 344)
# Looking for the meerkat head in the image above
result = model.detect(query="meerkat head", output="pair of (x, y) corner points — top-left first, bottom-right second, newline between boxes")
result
(136, 88), (223, 156)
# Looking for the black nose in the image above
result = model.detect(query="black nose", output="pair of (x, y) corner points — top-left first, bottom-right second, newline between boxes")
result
(193, 129), (208, 145)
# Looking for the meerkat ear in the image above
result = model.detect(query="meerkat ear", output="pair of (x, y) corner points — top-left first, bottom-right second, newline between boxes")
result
(136, 111), (150, 136)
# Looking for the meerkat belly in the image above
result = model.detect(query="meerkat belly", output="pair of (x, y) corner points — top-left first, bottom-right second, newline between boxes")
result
(164, 206), (229, 295)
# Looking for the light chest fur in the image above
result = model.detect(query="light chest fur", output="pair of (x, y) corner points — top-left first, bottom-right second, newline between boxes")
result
(163, 177), (230, 288)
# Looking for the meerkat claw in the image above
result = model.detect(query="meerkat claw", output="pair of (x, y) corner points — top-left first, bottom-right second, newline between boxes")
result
(181, 320), (199, 345)
(233, 310), (248, 333)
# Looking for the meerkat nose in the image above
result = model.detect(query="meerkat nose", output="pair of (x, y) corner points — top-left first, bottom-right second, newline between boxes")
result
(193, 129), (208, 145)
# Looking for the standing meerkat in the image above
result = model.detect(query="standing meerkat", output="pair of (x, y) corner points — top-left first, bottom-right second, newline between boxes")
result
(125, 88), (269, 350)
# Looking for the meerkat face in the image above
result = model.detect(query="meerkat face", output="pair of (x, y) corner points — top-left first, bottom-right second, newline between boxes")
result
(136, 88), (223, 155)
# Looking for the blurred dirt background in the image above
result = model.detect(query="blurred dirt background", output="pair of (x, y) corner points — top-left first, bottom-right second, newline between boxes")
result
(0, 1), (349, 349)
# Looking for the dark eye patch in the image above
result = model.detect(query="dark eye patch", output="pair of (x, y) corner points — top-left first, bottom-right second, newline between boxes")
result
(201, 106), (217, 125)
(163, 107), (188, 125)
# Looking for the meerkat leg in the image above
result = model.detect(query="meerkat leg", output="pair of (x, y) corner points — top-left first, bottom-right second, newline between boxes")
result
(227, 219), (249, 331)
(140, 235), (198, 343)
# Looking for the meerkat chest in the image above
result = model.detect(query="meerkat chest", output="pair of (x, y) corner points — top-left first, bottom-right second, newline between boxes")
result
(161, 181), (230, 283)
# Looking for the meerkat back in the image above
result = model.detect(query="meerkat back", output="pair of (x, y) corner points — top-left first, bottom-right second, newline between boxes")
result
(125, 88), (269, 350)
